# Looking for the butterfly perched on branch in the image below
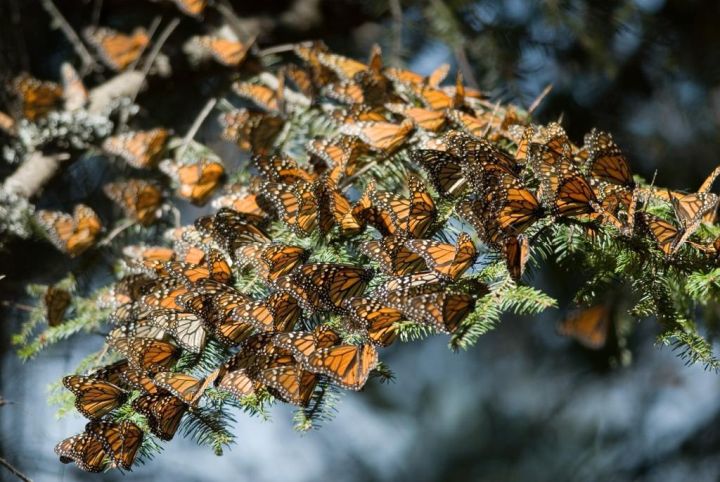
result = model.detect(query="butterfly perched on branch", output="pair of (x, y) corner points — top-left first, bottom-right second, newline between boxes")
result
(36, 204), (102, 257)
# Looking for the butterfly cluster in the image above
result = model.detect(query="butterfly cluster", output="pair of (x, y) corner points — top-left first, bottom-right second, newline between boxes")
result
(16, 8), (715, 473)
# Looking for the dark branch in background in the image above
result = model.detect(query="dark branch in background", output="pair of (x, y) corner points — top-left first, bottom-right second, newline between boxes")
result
(0, 456), (33, 482)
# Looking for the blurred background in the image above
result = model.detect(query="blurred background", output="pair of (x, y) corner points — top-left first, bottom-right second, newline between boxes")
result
(2, 0), (720, 480)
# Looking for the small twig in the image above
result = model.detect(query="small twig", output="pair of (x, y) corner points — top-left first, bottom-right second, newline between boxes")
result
(0, 396), (12, 406)
(118, 17), (180, 129)
(178, 97), (217, 161)
(257, 43), (300, 57)
(0, 456), (33, 482)
(40, 0), (97, 75)
(1, 301), (35, 312)
(127, 16), (162, 73)
(528, 83), (553, 115)
(139, 18), (180, 80)
(388, 0), (403, 65)
(98, 219), (136, 247)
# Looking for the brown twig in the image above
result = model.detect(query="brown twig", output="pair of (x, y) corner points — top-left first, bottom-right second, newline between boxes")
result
(118, 17), (180, 130)
(528, 83), (553, 115)
(0, 456), (33, 482)
(1, 301), (35, 312)
(178, 97), (218, 161)
(40, 0), (97, 75)
(127, 16), (162, 73)
(98, 219), (136, 247)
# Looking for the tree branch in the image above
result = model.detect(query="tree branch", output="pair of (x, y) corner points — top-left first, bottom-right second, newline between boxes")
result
(0, 456), (32, 482)
(40, 0), (97, 75)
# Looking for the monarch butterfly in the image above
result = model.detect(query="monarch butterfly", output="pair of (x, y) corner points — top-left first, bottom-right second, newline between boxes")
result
(60, 62), (88, 111)
(584, 129), (634, 189)
(195, 207), (270, 249)
(272, 326), (341, 360)
(385, 103), (447, 132)
(171, 0), (207, 16)
(343, 297), (403, 347)
(670, 191), (719, 231)
(497, 185), (545, 235)
(11, 73), (63, 120)
(163, 248), (232, 285)
(263, 180), (319, 237)
(456, 194), (504, 248)
(385, 291), (475, 334)
(293, 41), (337, 88)
(132, 393), (187, 441)
(339, 119), (414, 154)
(403, 82), (455, 110)
(405, 233), (477, 281)
(557, 304), (611, 349)
(274, 263), (373, 314)
(36, 204), (102, 257)
(232, 82), (282, 113)
(258, 356), (319, 406)
(44, 285), (71, 327)
(526, 123), (579, 196)
(412, 149), (467, 197)
(87, 359), (131, 388)
(153, 372), (204, 404)
(311, 176), (366, 236)
(104, 179), (163, 225)
(229, 292), (301, 333)
(235, 242), (308, 281)
(446, 109), (489, 139)
(108, 336), (180, 372)
(99, 274), (153, 311)
(196, 36), (253, 66)
(205, 290), (257, 346)
(121, 368), (161, 394)
(315, 50), (369, 81)
(219, 109), (285, 154)
(254, 154), (315, 184)
(146, 310), (208, 353)
(305, 342), (378, 391)
(374, 272), (447, 300)
(370, 176), (436, 238)
(103, 128), (169, 169)
(137, 278), (190, 313)
(62, 375), (127, 419)
(84, 27), (149, 71)
(212, 189), (268, 223)
(503, 234), (530, 281)
(55, 431), (109, 472)
(85, 420), (143, 471)
(447, 132), (519, 179)
(330, 105), (388, 124)
(283, 64), (317, 99)
(639, 212), (693, 256)
(306, 136), (366, 181)
(384, 63), (449, 88)
(361, 235), (427, 276)
(123, 244), (176, 263)
(160, 158), (225, 205)
(553, 175), (600, 218)
(323, 80), (367, 105)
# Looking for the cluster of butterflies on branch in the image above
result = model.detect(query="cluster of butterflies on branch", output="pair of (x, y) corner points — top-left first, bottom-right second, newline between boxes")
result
(7, 0), (718, 474)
